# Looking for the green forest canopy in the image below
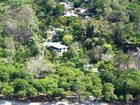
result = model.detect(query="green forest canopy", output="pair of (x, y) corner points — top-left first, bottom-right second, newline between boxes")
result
(0, 0), (140, 103)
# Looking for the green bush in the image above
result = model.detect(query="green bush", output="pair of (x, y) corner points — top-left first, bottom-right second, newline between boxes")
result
(2, 84), (14, 96)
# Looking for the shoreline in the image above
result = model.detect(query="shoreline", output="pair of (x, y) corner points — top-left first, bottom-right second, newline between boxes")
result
(0, 95), (139, 105)
(0, 96), (137, 105)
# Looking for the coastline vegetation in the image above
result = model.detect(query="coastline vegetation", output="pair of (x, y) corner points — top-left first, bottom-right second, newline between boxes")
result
(0, 0), (140, 104)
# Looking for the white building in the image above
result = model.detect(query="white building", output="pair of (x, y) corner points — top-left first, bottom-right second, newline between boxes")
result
(59, 2), (74, 10)
(43, 42), (68, 56)
(75, 7), (88, 15)
(64, 11), (78, 17)
(53, 28), (64, 32)
(84, 0), (91, 3)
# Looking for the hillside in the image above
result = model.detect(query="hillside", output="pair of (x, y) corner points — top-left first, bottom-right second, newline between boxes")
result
(0, 0), (140, 103)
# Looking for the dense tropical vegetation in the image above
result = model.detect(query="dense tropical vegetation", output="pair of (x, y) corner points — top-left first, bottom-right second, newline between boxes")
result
(0, 0), (140, 104)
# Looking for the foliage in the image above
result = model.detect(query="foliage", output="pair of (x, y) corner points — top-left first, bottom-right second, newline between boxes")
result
(74, 0), (81, 8)
(103, 83), (118, 101)
(0, 0), (140, 103)
(63, 34), (73, 45)
(8, 0), (32, 8)
(2, 84), (14, 96)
